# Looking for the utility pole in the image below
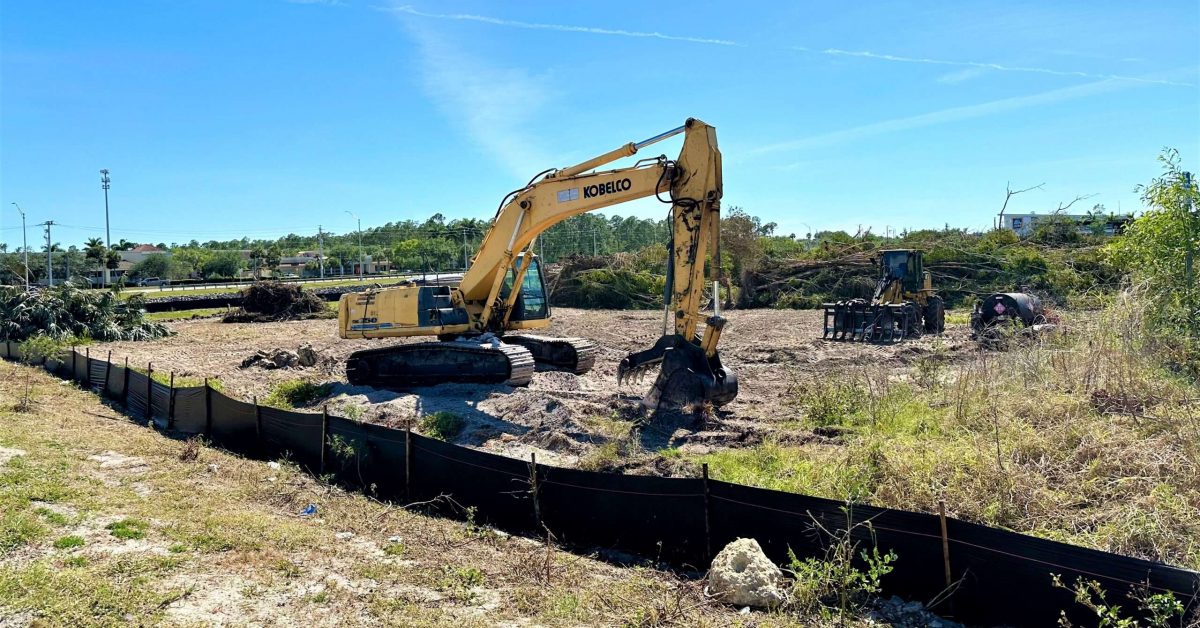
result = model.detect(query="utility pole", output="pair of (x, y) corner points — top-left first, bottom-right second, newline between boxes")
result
(458, 229), (468, 271)
(592, 230), (598, 256)
(43, 221), (55, 286)
(318, 226), (325, 279)
(11, 203), (29, 291)
(100, 169), (112, 286)
(345, 211), (363, 280)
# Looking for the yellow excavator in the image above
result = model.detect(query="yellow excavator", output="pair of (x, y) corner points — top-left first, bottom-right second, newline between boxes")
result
(823, 249), (945, 342)
(337, 118), (737, 410)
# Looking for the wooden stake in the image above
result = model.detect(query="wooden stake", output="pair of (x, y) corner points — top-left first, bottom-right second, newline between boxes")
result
(320, 406), (329, 474)
(702, 463), (713, 561)
(167, 372), (176, 429)
(939, 499), (952, 588)
(203, 377), (212, 437)
(253, 396), (262, 441)
(404, 420), (412, 501)
(103, 350), (113, 394)
(530, 452), (541, 530)
(146, 362), (154, 423)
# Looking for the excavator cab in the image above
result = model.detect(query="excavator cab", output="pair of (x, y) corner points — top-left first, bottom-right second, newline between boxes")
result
(499, 254), (550, 323)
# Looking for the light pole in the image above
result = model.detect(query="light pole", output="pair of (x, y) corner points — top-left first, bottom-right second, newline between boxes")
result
(345, 211), (363, 280)
(11, 203), (29, 291)
(100, 169), (111, 285)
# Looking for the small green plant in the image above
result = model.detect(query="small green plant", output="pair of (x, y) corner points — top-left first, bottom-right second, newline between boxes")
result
(105, 518), (149, 540)
(342, 404), (363, 420)
(1052, 575), (1184, 627)
(273, 559), (302, 578)
(420, 411), (464, 441)
(785, 507), (897, 620)
(441, 565), (485, 589)
(53, 535), (85, 550)
(262, 380), (332, 409)
(64, 555), (89, 568)
(167, 543), (188, 554)
(35, 508), (69, 526)
(383, 541), (406, 557)
(789, 377), (864, 427)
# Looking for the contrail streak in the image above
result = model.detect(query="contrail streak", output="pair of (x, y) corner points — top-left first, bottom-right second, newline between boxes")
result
(386, 3), (1191, 87)
(388, 5), (740, 46)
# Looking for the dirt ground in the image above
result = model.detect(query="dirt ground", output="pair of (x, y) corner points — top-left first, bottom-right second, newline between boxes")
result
(93, 308), (977, 468)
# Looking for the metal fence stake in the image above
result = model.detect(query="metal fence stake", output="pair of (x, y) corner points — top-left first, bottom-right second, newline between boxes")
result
(702, 463), (713, 562)
(939, 499), (952, 588)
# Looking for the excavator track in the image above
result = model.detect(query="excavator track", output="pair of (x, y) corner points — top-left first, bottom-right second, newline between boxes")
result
(502, 336), (597, 375)
(345, 341), (535, 388)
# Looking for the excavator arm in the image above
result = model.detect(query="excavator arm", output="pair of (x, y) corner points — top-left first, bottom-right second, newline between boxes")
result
(338, 118), (736, 411)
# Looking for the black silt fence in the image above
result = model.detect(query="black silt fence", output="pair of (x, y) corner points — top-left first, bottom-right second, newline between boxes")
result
(6, 347), (1197, 627)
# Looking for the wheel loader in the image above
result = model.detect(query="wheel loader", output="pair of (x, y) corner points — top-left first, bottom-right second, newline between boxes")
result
(337, 118), (737, 410)
(822, 249), (945, 342)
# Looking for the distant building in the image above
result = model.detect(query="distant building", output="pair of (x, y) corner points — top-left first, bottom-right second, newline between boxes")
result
(1001, 212), (1133, 237)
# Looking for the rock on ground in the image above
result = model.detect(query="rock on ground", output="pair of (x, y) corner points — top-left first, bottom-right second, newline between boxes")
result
(708, 537), (786, 608)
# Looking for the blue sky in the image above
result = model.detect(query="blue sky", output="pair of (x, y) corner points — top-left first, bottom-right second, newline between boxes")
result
(2, 1), (1197, 249)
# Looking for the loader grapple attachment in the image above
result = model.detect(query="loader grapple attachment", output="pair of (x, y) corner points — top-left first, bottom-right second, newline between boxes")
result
(823, 300), (920, 343)
(618, 335), (738, 410)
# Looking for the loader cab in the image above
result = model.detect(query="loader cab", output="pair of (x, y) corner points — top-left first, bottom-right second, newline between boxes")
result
(879, 249), (923, 293)
(501, 254), (550, 322)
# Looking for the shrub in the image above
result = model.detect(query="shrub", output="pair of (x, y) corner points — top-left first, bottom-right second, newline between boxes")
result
(420, 411), (464, 441)
(262, 380), (332, 409)
(0, 284), (170, 343)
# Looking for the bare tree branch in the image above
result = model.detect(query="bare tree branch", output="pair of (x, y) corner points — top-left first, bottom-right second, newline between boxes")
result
(1054, 193), (1098, 214)
(998, 181), (1046, 226)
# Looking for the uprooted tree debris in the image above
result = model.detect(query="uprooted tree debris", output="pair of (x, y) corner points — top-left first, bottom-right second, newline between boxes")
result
(546, 252), (666, 310)
(0, 284), (171, 342)
(223, 281), (326, 323)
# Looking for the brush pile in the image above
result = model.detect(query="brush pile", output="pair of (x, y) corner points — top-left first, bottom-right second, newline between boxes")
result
(0, 284), (171, 342)
(223, 281), (325, 323)
(547, 253), (665, 310)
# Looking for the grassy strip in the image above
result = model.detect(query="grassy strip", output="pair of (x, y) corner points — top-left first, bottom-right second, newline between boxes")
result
(0, 361), (790, 626)
(695, 308), (1200, 570)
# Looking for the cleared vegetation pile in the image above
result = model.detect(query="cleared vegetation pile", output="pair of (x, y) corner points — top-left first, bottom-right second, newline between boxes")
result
(224, 281), (325, 323)
(743, 230), (1117, 309)
(548, 252), (666, 309)
(0, 285), (170, 342)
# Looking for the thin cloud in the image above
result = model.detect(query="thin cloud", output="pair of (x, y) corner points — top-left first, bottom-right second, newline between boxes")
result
(937, 67), (988, 84)
(385, 4), (1190, 87)
(402, 22), (555, 178)
(387, 5), (740, 46)
(751, 78), (1137, 156)
(818, 48), (1190, 87)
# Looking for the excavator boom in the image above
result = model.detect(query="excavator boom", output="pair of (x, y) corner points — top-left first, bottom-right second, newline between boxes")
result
(338, 118), (737, 411)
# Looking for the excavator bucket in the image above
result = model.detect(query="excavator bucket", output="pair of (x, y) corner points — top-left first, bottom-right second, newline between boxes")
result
(823, 300), (919, 343)
(618, 335), (738, 411)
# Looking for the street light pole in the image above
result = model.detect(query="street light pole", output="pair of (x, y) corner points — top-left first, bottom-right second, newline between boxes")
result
(345, 211), (363, 280)
(11, 203), (29, 291)
(100, 169), (111, 285)
(43, 221), (54, 286)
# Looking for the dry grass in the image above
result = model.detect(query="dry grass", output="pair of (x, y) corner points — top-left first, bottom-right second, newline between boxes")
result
(701, 300), (1200, 570)
(0, 360), (848, 626)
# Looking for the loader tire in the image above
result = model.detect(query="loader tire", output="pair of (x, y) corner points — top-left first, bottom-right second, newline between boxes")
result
(924, 296), (945, 334)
